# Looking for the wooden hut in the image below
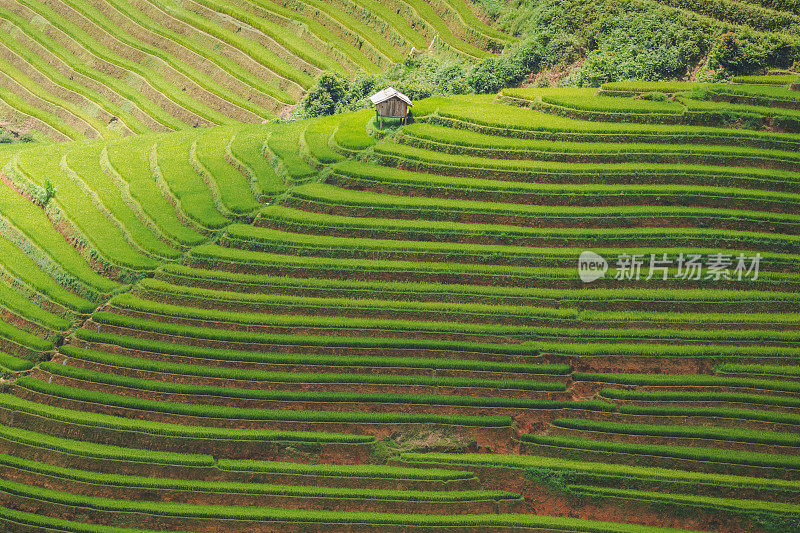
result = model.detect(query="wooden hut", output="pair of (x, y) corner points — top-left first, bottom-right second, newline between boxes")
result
(369, 87), (413, 128)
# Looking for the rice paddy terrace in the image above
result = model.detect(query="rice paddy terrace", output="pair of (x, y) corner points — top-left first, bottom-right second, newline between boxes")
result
(0, 78), (799, 531)
(0, 0), (510, 139)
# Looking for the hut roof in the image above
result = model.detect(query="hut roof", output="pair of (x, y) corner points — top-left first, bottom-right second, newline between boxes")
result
(369, 87), (413, 106)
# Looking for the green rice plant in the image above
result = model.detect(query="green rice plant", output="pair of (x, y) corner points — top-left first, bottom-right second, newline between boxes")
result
(145, 0), (316, 87)
(0, 55), (115, 138)
(0, 319), (52, 351)
(0, 231), (97, 313)
(534, 88), (687, 115)
(373, 142), (800, 192)
(194, 126), (260, 214)
(551, 418), (800, 447)
(218, 458), (474, 480)
(526, 342), (800, 359)
(215, 227), (800, 275)
(0, 507), (168, 533)
(398, 122), (800, 164)
(0, 478), (699, 531)
(571, 484), (800, 517)
(399, 0), (491, 57)
(0, 352), (33, 372)
(600, 82), (700, 94)
(298, 0), (404, 64)
(398, 452), (800, 492)
(280, 183), (800, 229)
(0, 278), (69, 331)
(0, 82), (80, 141)
(716, 363), (800, 377)
(617, 405), (800, 426)
(0, 422), (214, 466)
(305, 116), (347, 164)
(65, 143), (181, 259)
(16, 377), (516, 427)
(706, 84), (800, 106)
(138, 276), (581, 320)
(154, 130), (229, 229)
(106, 295), (800, 345)
(333, 109), (376, 152)
(15, 144), (160, 270)
(160, 262), (800, 309)
(61, 341), (559, 390)
(349, 0), (427, 50)
(267, 121), (317, 181)
(0, 16), (148, 134)
(443, 0), (511, 42)
(574, 373), (800, 393)
(18, 0), (232, 126)
(58, 0), (272, 122)
(332, 160), (800, 207)
(102, 0), (295, 105)
(521, 434), (800, 470)
(40, 361), (588, 409)
(105, 135), (206, 247)
(680, 96), (800, 131)
(0, 180), (118, 294)
(600, 389), (800, 409)
(88, 311), (547, 354)
(732, 74), (799, 85)
(138, 277), (800, 329)
(427, 96), (800, 149)
(0, 6), (183, 130)
(198, 0), (368, 73)
(0, 452), (516, 502)
(65, 336), (569, 375)
(230, 124), (286, 198)
(0, 393), (374, 443)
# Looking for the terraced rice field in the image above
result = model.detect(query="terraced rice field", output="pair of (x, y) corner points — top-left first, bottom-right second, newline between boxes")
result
(0, 0), (511, 139)
(0, 78), (799, 531)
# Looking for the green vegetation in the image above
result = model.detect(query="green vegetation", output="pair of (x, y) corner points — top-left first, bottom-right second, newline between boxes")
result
(600, 389), (800, 409)
(520, 434), (800, 469)
(399, 452), (800, 491)
(66, 334), (569, 375)
(575, 373), (800, 392)
(0, 393), (374, 443)
(0, 41), (796, 530)
(551, 418), (800, 447)
(17, 377), (515, 427)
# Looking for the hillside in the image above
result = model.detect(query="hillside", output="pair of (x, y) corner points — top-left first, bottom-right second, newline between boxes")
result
(4, 0), (800, 142)
(0, 0), (510, 140)
(0, 79), (798, 531)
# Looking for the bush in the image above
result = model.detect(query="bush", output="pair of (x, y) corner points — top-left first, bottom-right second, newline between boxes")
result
(297, 72), (348, 118)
